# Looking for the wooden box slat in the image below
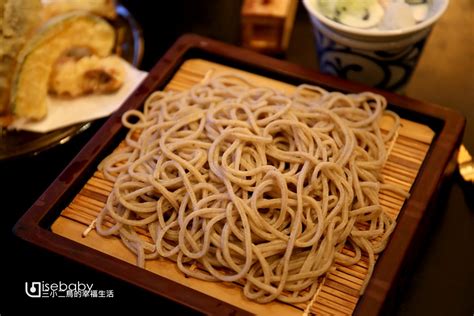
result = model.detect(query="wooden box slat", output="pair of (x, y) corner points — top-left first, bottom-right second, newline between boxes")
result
(51, 58), (432, 315)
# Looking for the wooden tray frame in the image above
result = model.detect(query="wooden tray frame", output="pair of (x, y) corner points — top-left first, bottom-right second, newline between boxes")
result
(14, 34), (465, 315)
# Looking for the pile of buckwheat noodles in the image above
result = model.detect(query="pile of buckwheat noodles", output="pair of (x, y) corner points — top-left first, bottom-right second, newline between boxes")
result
(95, 73), (401, 304)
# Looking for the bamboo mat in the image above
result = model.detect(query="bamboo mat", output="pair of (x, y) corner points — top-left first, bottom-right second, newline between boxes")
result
(51, 59), (434, 315)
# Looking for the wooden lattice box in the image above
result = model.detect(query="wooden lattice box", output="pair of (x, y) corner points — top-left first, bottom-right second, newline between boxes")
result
(14, 35), (465, 316)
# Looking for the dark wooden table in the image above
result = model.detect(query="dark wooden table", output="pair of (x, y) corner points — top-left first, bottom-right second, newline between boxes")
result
(2, 1), (472, 315)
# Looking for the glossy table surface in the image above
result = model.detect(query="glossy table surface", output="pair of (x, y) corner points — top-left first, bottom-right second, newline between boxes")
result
(2, 1), (472, 315)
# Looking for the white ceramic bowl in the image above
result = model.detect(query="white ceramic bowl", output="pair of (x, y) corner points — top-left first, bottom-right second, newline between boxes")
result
(303, 0), (449, 91)
(303, 0), (449, 38)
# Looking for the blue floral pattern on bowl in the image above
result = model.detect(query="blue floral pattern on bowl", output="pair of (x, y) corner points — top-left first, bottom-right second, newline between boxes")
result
(314, 28), (429, 92)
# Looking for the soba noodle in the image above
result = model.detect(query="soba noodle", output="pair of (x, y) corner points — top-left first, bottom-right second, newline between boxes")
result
(94, 73), (401, 303)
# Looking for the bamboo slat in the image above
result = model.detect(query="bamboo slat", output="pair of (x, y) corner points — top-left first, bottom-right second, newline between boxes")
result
(51, 59), (434, 315)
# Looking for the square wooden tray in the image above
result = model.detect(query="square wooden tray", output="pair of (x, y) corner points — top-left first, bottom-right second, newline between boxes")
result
(14, 34), (465, 315)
